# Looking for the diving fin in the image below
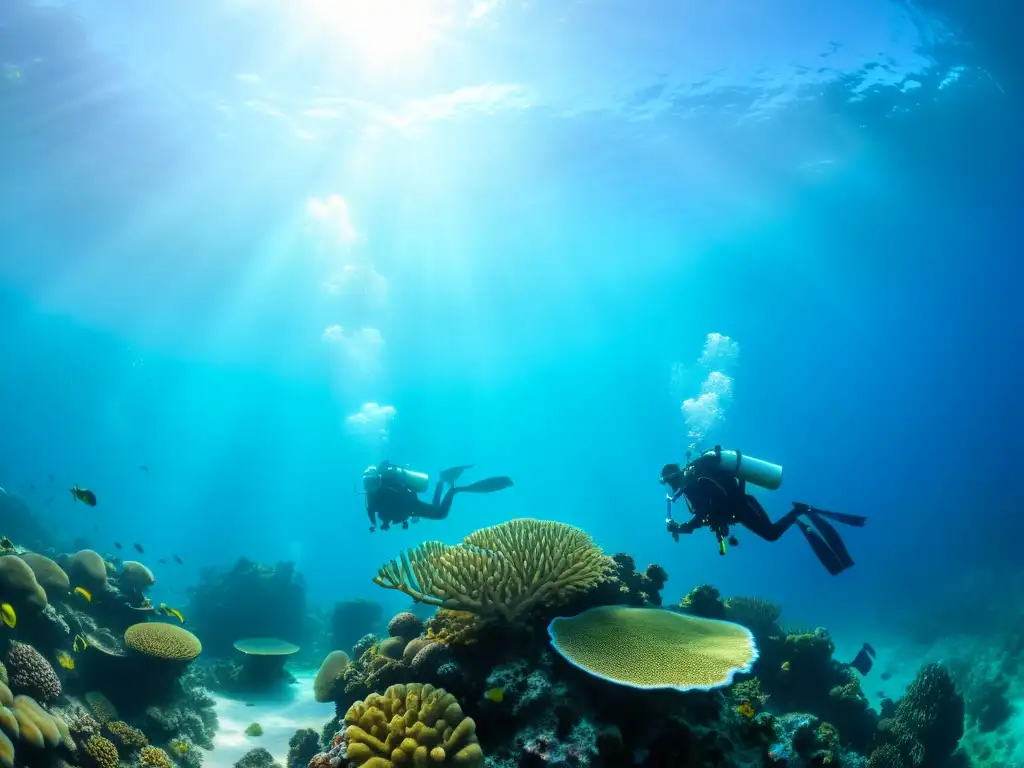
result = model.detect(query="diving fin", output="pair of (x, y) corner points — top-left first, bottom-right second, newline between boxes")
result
(795, 503), (867, 528)
(438, 465), (474, 485)
(804, 511), (856, 570)
(849, 643), (876, 676)
(457, 476), (514, 494)
(796, 520), (848, 576)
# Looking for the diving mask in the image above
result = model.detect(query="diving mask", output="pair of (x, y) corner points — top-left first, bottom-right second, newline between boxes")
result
(362, 466), (382, 493)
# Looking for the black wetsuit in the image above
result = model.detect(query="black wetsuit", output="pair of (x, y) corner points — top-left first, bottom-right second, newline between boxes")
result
(663, 451), (866, 575)
(366, 463), (513, 532)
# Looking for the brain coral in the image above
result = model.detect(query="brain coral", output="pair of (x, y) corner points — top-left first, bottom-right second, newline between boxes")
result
(5, 642), (61, 702)
(19, 553), (70, 592)
(0, 556), (47, 608)
(67, 550), (108, 586)
(120, 562), (155, 592)
(373, 519), (615, 622)
(313, 651), (351, 703)
(124, 623), (202, 661)
(342, 683), (483, 766)
(547, 606), (758, 691)
(387, 612), (424, 641)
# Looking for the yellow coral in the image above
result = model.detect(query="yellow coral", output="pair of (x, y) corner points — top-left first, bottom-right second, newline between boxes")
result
(140, 746), (173, 768)
(84, 735), (119, 768)
(373, 519), (614, 622)
(426, 610), (480, 647)
(124, 623), (202, 661)
(104, 720), (148, 751)
(85, 691), (119, 724)
(343, 683), (484, 767)
(547, 606), (758, 691)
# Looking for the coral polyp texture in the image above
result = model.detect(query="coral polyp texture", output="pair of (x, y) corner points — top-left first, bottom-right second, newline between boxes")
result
(5, 642), (61, 702)
(124, 622), (203, 661)
(547, 606), (758, 691)
(341, 683), (483, 766)
(372, 519), (615, 622)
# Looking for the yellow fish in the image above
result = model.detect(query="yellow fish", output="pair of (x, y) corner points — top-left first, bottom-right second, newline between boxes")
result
(104, 561), (116, 572)
(158, 604), (185, 624)
(781, 661), (791, 672)
(56, 651), (75, 670)
(483, 687), (504, 703)
(1, 603), (15, 629)
(736, 700), (755, 719)
(73, 634), (89, 652)
(74, 586), (92, 602)
(172, 741), (189, 754)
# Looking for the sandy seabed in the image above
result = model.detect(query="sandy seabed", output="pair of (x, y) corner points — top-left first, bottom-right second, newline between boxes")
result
(208, 670), (334, 768)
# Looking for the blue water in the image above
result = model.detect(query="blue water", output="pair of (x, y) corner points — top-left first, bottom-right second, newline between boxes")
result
(1, 0), (1020, 678)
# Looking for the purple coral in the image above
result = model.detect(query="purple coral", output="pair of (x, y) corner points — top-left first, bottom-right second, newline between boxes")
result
(6, 641), (62, 702)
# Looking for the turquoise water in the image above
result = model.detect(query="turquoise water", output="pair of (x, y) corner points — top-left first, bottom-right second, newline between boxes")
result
(1, 1), (1021, 764)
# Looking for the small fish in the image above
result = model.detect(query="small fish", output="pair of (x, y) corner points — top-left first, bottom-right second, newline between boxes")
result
(73, 634), (89, 652)
(139, 465), (149, 472)
(173, 555), (183, 565)
(104, 561), (116, 572)
(1, 602), (15, 629)
(134, 543), (144, 553)
(0, 536), (15, 553)
(156, 604), (185, 624)
(880, 672), (892, 681)
(781, 661), (791, 672)
(74, 586), (92, 603)
(114, 542), (122, 550)
(483, 687), (504, 703)
(159, 558), (167, 565)
(245, 703), (254, 708)
(736, 700), (755, 719)
(56, 650), (75, 670)
(70, 486), (97, 506)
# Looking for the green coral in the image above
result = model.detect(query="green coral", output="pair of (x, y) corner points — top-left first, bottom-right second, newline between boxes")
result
(678, 585), (726, 619)
(372, 519), (615, 622)
(731, 677), (769, 706)
(244, 723), (263, 737)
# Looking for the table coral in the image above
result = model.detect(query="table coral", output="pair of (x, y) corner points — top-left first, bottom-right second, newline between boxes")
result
(341, 683), (483, 766)
(547, 606), (758, 691)
(125, 623), (203, 662)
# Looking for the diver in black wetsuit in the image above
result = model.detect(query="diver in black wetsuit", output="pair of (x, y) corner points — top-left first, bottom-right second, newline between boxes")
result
(364, 462), (513, 532)
(660, 446), (867, 575)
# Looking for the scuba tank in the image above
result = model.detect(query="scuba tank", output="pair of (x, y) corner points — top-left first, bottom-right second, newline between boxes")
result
(379, 462), (430, 493)
(700, 446), (784, 490)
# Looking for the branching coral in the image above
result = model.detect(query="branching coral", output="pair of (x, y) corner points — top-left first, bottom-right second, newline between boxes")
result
(373, 519), (615, 622)
(341, 683), (484, 766)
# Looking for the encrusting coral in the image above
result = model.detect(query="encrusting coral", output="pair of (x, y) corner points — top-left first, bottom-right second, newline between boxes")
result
(546, 606), (758, 691)
(373, 519), (615, 622)
(339, 683), (484, 766)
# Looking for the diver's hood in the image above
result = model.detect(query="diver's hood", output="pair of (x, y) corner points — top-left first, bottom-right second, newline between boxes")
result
(362, 465), (382, 493)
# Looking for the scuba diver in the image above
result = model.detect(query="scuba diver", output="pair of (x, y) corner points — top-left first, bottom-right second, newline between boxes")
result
(363, 461), (513, 532)
(661, 446), (867, 575)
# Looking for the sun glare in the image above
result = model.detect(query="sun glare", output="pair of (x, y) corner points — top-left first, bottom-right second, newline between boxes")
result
(298, 0), (444, 69)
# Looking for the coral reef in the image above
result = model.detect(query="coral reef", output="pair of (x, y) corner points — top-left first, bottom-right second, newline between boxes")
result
(235, 747), (281, 768)
(5, 641), (61, 702)
(186, 558), (306, 658)
(287, 729), (320, 768)
(314, 651), (351, 703)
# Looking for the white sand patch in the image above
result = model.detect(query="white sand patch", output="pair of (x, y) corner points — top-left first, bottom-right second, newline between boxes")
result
(208, 670), (334, 768)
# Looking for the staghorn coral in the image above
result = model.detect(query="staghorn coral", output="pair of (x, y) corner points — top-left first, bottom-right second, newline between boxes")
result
(425, 610), (480, 646)
(314, 651), (351, 703)
(125, 623), (203, 661)
(104, 720), (149, 751)
(5, 641), (61, 702)
(387, 612), (424, 642)
(373, 519), (615, 623)
(83, 734), (119, 768)
(141, 745), (174, 768)
(547, 606), (758, 691)
(341, 683), (483, 766)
